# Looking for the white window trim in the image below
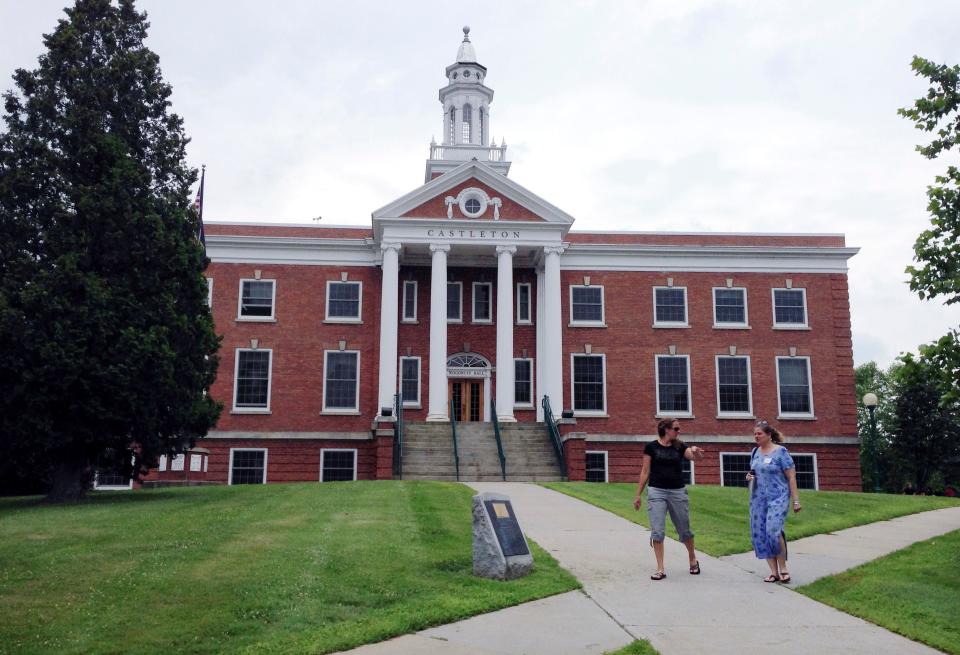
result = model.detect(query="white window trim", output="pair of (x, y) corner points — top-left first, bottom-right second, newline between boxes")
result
(472, 281), (493, 324)
(715, 355), (754, 418)
(158, 455), (167, 472)
(206, 277), (213, 307)
(324, 280), (363, 323)
(775, 356), (815, 419)
(570, 353), (608, 416)
(682, 459), (696, 485)
(232, 348), (273, 414)
(569, 285), (606, 327)
(399, 356), (421, 408)
(771, 288), (809, 329)
(189, 453), (203, 472)
(170, 454), (185, 471)
(719, 452), (752, 487)
(655, 354), (693, 417)
(447, 281), (463, 323)
(652, 286), (689, 328)
(790, 452), (819, 490)
(236, 278), (277, 322)
(320, 448), (358, 482)
(322, 350), (361, 414)
(712, 287), (749, 328)
(402, 280), (418, 322)
(585, 450), (609, 483)
(514, 357), (535, 408)
(516, 282), (532, 324)
(228, 447), (268, 485)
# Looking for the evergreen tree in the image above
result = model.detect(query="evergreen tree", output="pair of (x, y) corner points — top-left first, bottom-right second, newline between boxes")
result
(0, 0), (221, 501)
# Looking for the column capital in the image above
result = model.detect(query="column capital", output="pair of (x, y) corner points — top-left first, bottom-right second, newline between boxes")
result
(430, 243), (451, 254)
(381, 241), (402, 254)
(495, 245), (517, 256)
(543, 245), (566, 256)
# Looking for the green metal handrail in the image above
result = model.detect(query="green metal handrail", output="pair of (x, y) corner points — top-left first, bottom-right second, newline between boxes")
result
(490, 398), (507, 481)
(393, 393), (403, 478)
(542, 395), (566, 474)
(449, 398), (460, 481)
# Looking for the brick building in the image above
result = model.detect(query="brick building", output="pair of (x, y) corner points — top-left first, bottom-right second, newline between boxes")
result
(139, 28), (861, 492)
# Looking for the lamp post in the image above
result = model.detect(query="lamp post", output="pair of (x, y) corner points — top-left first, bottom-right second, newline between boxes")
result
(862, 392), (881, 493)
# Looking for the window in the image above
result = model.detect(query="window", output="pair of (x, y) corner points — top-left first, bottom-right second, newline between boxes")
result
(321, 449), (357, 482)
(326, 281), (362, 321)
(472, 282), (492, 322)
(682, 459), (694, 485)
(229, 448), (267, 485)
(93, 450), (132, 490)
(238, 279), (275, 320)
(654, 287), (688, 326)
(792, 454), (818, 490)
(585, 451), (608, 483)
(462, 103), (472, 142)
(716, 356), (753, 416)
(447, 282), (463, 322)
(323, 351), (360, 412)
(448, 107), (456, 143)
(190, 454), (202, 472)
(713, 288), (747, 327)
(516, 283), (532, 324)
(777, 357), (813, 416)
(233, 349), (272, 412)
(514, 358), (533, 407)
(721, 453), (751, 487)
(772, 289), (807, 327)
(402, 281), (417, 321)
(570, 286), (604, 325)
(399, 357), (420, 406)
(158, 455), (168, 472)
(171, 454), (185, 472)
(571, 354), (606, 414)
(656, 355), (691, 415)
(206, 278), (213, 307)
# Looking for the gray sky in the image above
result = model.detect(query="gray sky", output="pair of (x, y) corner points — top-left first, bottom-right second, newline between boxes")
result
(3, 0), (960, 369)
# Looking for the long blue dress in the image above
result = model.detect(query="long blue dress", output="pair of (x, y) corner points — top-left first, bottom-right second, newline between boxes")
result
(750, 446), (795, 559)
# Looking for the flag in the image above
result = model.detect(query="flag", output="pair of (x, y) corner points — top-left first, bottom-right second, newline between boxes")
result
(194, 165), (206, 251)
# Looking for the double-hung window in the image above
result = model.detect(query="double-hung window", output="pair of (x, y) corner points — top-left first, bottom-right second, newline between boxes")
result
(402, 281), (417, 322)
(238, 279), (276, 320)
(656, 355), (692, 415)
(447, 282), (463, 322)
(776, 356), (814, 417)
(713, 288), (748, 327)
(571, 354), (606, 414)
(653, 287), (688, 326)
(205, 278), (213, 307)
(716, 356), (753, 417)
(720, 453), (751, 487)
(791, 454), (818, 490)
(772, 289), (808, 328)
(233, 349), (272, 412)
(514, 358), (533, 408)
(516, 283), (532, 324)
(473, 282), (493, 323)
(323, 351), (360, 413)
(326, 281), (362, 321)
(570, 286), (604, 326)
(399, 356), (420, 407)
(321, 449), (357, 482)
(229, 448), (267, 485)
(585, 451), (608, 483)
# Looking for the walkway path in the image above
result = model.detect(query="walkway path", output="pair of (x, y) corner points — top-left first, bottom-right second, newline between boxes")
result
(339, 484), (960, 655)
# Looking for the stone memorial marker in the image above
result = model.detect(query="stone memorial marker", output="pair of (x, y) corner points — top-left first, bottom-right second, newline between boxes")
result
(472, 492), (533, 580)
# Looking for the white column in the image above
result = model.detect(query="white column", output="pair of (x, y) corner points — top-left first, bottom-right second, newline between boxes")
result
(426, 244), (450, 421)
(495, 246), (517, 422)
(535, 266), (545, 422)
(377, 243), (401, 416)
(543, 246), (565, 417)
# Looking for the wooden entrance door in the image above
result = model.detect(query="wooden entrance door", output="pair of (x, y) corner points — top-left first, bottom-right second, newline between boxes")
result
(449, 379), (483, 422)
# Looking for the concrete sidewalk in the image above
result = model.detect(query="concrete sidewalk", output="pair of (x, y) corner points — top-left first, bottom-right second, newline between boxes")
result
(338, 484), (960, 655)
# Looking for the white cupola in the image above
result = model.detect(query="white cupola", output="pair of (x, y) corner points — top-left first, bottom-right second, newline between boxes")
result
(425, 26), (510, 181)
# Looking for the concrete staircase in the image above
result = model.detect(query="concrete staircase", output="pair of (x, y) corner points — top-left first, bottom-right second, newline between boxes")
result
(400, 421), (565, 482)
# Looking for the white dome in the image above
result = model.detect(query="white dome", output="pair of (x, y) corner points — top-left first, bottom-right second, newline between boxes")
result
(456, 26), (477, 63)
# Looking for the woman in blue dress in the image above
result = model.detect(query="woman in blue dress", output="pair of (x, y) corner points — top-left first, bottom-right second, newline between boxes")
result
(745, 420), (802, 583)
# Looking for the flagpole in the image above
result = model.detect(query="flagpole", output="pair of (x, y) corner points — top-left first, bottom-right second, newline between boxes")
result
(197, 164), (206, 251)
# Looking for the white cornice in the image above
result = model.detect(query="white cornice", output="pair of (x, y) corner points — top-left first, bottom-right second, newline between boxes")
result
(207, 235), (377, 266)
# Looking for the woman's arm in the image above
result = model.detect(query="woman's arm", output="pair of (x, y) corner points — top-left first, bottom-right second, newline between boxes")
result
(784, 467), (802, 512)
(633, 454), (652, 510)
(684, 445), (704, 460)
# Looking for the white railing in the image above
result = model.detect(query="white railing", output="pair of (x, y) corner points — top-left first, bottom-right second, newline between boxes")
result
(428, 143), (508, 162)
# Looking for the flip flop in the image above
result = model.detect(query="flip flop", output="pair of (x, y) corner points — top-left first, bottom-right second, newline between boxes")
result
(650, 571), (667, 580)
(763, 574), (778, 583)
(689, 561), (701, 575)
(778, 572), (792, 583)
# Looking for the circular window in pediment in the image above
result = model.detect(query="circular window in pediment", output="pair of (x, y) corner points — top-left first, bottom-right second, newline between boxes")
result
(457, 187), (489, 218)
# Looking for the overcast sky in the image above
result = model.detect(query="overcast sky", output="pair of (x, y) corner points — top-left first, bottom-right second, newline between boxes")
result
(3, 0), (960, 369)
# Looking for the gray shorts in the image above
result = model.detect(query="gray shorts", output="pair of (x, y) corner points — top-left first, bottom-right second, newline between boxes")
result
(647, 486), (694, 544)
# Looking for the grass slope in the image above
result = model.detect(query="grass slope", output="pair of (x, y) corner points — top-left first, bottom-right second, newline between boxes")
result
(541, 483), (959, 556)
(0, 482), (579, 655)
(798, 530), (960, 654)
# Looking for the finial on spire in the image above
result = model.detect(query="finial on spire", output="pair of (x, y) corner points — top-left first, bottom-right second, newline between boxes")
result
(462, 25), (471, 41)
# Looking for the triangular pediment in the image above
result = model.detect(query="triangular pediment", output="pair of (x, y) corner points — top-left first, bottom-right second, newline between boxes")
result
(372, 159), (575, 225)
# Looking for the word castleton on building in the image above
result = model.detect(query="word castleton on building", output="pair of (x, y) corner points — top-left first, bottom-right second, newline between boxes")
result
(142, 28), (861, 493)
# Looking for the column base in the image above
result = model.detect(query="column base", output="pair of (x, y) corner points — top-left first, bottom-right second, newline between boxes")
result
(496, 414), (518, 423)
(425, 413), (450, 422)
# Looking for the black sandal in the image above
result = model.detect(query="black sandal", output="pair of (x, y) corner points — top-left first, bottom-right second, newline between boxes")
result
(689, 561), (701, 575)
(763, 574), (778, 583)
(651, 571), (667, 580)
(778, 572), (791, 584)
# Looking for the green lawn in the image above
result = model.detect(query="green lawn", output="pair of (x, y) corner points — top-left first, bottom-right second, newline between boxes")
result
(799, 529), (960, 654)
(604, 640), (660, 654)
(0, 482), (579, 655)
(541, 483), (960, 556)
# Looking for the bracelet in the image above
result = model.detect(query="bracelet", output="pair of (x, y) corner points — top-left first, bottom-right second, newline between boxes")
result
(793, 500), (801, 505)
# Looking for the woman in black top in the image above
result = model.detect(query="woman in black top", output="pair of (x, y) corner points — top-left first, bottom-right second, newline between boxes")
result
(633, 419), (705, 579)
